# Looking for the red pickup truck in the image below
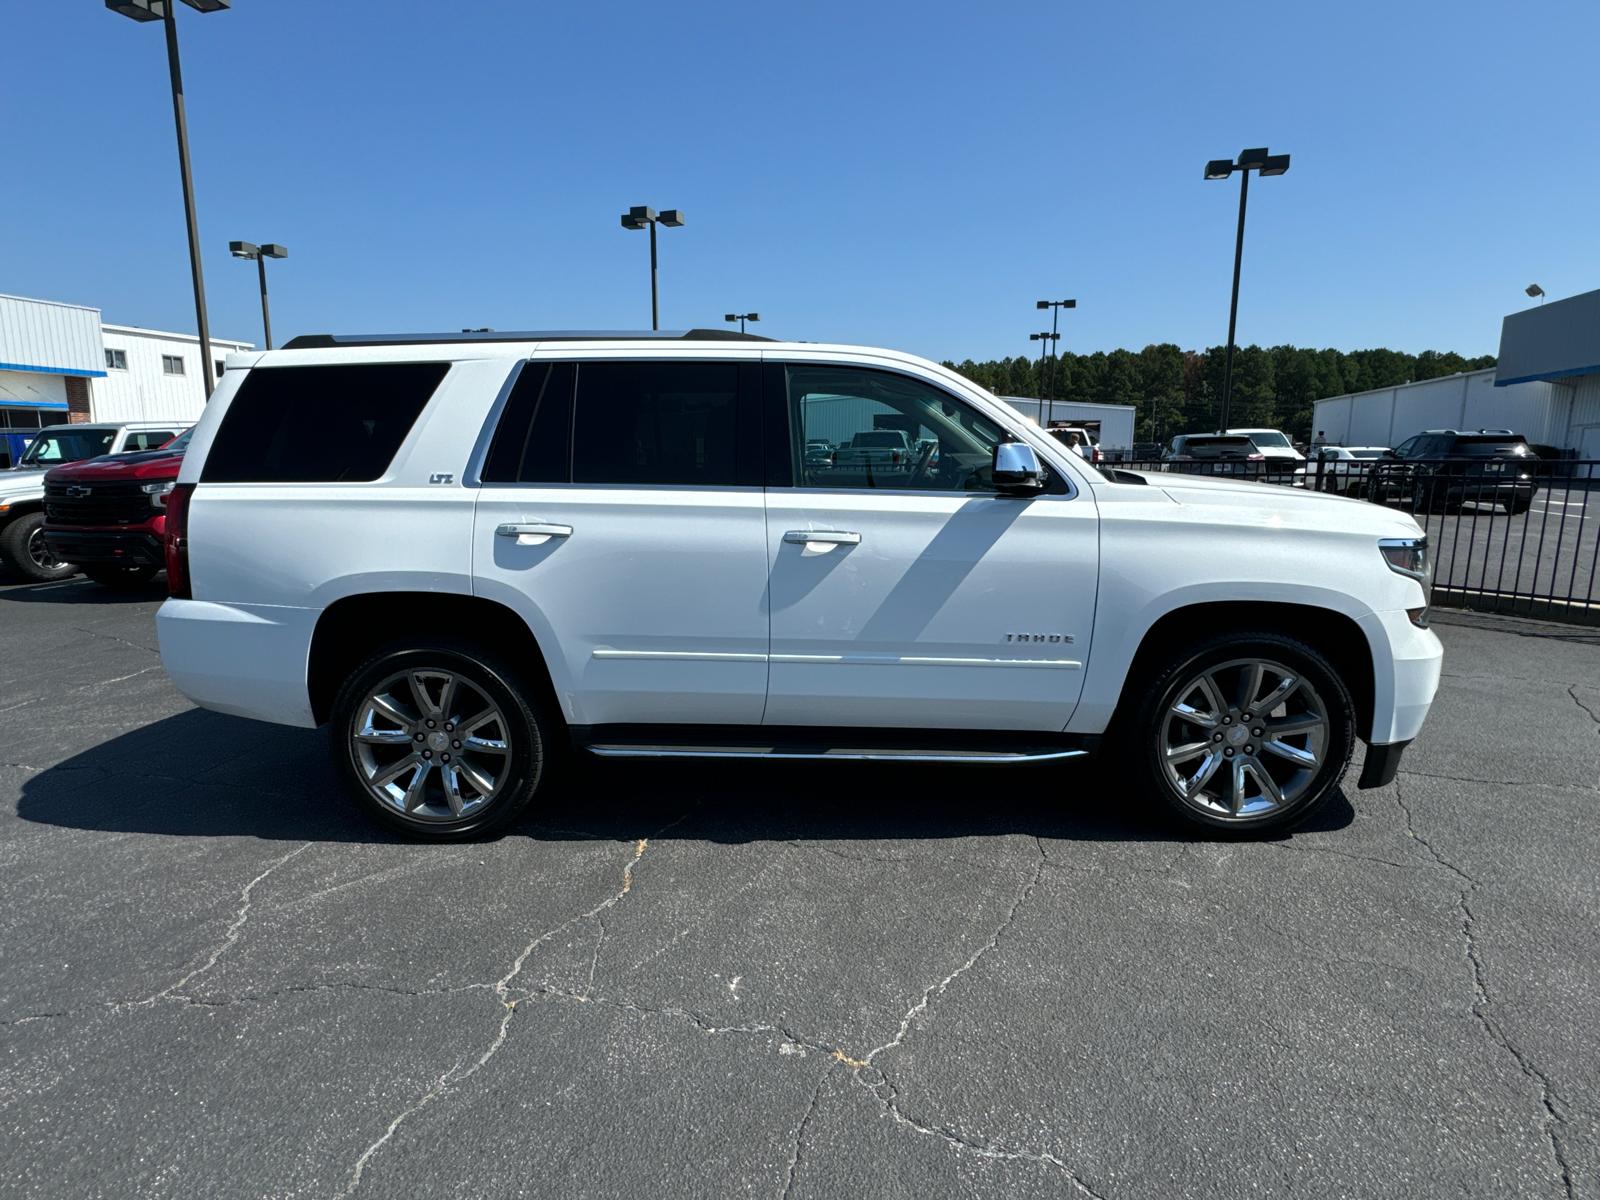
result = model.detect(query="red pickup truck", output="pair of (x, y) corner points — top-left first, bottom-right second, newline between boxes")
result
(42, 429), (191, 587)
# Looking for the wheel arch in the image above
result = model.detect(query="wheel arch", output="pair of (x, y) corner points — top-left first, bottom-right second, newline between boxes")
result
(307, 592), (563, 731)
(1105, 601), (1376, 743)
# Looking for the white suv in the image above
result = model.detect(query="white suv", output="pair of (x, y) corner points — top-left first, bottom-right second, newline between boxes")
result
(155, 332), (1441, 839)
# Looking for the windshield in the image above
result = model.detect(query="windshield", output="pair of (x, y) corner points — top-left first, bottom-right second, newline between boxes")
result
(164, 428), (194, 452)
(1247, 431), (1293, 449)
(1348, 449), (1385, 459)
(19, 429), (116, 466)
(852, 430), (910, 448)
(1452, 437), (1531, 457)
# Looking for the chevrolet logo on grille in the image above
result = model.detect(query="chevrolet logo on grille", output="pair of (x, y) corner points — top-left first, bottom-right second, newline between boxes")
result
(65, 486), (92, 498)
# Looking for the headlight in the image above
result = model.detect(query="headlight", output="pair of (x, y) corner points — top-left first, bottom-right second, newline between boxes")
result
(143, 480), (176, 506)
(1379, 537), (1431, 626)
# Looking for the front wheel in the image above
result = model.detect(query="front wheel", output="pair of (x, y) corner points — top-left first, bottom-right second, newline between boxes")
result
(1129, 632), (1356, 835)
(329, 641), (556, 840)
(0, 513), (76, 582)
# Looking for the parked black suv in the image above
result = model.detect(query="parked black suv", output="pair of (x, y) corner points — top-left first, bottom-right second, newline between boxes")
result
(1368, 430), (1539, 514)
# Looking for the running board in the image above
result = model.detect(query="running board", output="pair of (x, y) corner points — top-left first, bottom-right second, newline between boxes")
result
(573, 725), (1094, 765)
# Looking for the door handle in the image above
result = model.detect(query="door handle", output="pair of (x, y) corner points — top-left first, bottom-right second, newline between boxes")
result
(783, 530), (861, 545)
(496, 522), (572, 541)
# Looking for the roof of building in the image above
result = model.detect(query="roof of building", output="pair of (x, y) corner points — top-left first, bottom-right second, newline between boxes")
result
(1496, 287), (1600, 387)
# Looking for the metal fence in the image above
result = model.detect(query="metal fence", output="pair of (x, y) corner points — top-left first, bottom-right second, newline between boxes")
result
(1115, 456), (1600, 625)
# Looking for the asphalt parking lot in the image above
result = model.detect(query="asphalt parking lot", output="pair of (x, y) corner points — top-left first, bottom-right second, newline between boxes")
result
(3, 579), (1598, 1199)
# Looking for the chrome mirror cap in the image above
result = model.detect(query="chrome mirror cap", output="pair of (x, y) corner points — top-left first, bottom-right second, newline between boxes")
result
(994, 441), (1046, 491)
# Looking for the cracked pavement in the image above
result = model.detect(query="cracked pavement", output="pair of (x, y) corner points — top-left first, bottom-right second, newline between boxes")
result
(2, 578), (1598, 1198)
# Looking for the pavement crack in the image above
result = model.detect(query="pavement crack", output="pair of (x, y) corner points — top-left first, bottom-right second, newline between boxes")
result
(860, 841), (1047, 1064)
(858, 1073), (1108, 1198)
(334, 820), (684, 1198)
(1393, 777), (1574, 1198)
(779, 1076), (825, 1200)
(69, 625), (160, 656)
(1565, 684), (1600, 727)
(123, 842), (311, 1010)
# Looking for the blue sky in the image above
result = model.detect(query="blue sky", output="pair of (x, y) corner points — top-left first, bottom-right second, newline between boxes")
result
(3, 1), (1596, 363)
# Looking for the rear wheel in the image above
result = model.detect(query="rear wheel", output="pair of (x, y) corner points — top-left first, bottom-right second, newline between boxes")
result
(0, 513), (76, 583)
(1129, 631), (1356, 835)
(1505, 494), (1533, 515)
(329, 640), (555, 840)
(81, 563), (159, 587)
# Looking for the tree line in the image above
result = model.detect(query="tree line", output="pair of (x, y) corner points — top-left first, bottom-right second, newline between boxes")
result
(942, 344), (1497, 446)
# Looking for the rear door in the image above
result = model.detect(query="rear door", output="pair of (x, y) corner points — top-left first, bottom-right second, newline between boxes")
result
(471, 356), (770, 728)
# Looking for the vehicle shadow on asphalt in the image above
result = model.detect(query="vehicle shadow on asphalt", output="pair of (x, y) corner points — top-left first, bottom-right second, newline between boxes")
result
(0, 576), (169, 604)
(15, 709), (1356, 846)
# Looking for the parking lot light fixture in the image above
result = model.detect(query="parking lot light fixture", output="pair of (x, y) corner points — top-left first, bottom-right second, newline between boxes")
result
(107, 0), (229, 396)
(1035, 300), (1076, 425)
(724, 312), (760, 334)
(231, 240), (288, 350)
(620, 206), (686, 330)
(1527, 284), (1546, 304)
(1029, 331), (1059, 418)
(1204, 146), (1291, 432)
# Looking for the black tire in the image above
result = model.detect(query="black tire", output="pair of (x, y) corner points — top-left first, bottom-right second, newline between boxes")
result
(329, 640), (555, 841)
(81, 563), (160, 588)
(0, 513), (77, 583)
(1411, 478), (1444, 515)
(1127, 630), (1356, 836)
(1505, 495), (1533, 515)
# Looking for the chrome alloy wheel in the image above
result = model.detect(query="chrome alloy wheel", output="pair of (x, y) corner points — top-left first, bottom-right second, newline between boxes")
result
(1160, 657), (1328, 821)
(351, 669), (511, 823)
(27, 524), (65, 571)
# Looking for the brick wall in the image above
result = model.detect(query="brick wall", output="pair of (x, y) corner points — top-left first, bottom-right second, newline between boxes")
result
(65, 376), (90, 424)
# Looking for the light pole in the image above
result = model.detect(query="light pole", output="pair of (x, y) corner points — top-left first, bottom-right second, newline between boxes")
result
(724, 312), (760, 334)
(229, 241), (287, 350)
(620, 206), (686, 330)
(1204, 147), (1290, 432)
(1036, 298), (1076, 426)
(1029, 332), (1058, 423)
(106, 0), (229, 398)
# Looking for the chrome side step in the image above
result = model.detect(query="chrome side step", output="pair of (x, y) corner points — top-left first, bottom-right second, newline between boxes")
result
(585, 744), (1088, 764)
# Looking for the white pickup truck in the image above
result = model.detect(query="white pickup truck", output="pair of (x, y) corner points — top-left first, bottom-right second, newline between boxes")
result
(154, 332), (1442, 840)
(0, 422), (189, 581)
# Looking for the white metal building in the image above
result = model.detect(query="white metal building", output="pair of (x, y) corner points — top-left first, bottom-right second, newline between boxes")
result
(1310, 369), (1562, 449)
(1313, 286), (1600, 455)
(97, 324), (252, 424)
(0, 291), (251, 463)
(1000, 398), (1137, 457)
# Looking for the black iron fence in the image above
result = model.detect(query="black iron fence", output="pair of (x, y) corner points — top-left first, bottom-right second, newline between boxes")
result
(1115, 455), (1600, 625)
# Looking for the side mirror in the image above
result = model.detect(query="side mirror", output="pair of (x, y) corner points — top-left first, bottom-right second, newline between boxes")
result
(993, 441), (1046, 492)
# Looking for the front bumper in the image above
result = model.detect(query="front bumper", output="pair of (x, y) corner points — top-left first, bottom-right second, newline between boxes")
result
(42, 528), (164, 566)
(1358, 608), (1443, 745)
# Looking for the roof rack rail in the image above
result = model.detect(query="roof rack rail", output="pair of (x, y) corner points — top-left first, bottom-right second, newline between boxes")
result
(279, 328), (774, 350)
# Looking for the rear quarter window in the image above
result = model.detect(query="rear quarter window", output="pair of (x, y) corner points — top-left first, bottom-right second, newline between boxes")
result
(201, 362), (449, 483)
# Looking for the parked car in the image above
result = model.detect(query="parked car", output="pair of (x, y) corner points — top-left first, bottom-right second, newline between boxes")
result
(41, 429), (192, 587)
(829, 428), (920, 476)
(156, 330), (1440, 841)
(1295, 446), (1390, 494)
(1165, 434), (1270, 475)
(1227, 428), (1306, 464)
(0, 421), (189, 582)
(1049, 425), (1100, 462)
(1366, 430), (1539, 513)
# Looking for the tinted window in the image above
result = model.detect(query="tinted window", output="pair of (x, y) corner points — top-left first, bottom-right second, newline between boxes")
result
(1450, 436), (1530, 457)
(572, 361), (740, 486)
(20, 429), (116, 465)
(125, 431), (177, 451)
(482, 362), (575, 483)
(202, 363), (448, 483)
(786, 366), (1004, 492)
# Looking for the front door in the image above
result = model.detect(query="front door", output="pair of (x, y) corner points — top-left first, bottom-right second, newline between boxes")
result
(763, 362), (1099, 731)
(472, 357), (770, 728)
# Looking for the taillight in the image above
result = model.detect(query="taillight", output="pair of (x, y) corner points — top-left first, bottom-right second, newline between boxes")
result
(165, 483), (195, 599)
